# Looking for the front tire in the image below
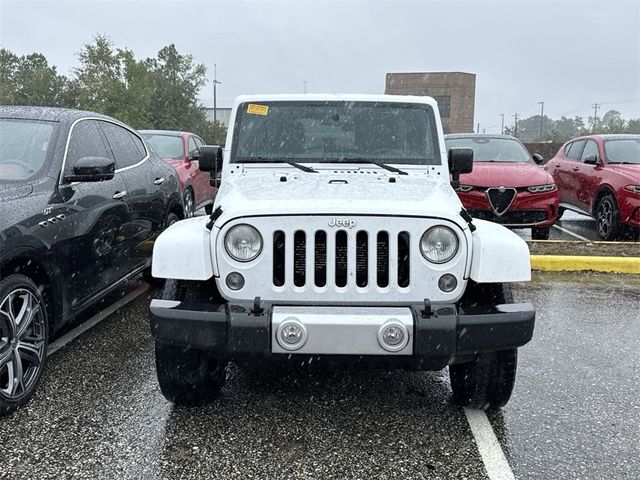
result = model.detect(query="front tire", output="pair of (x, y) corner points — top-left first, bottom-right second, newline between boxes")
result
(183, 189), (195, 218)
(531, 226), (550, 240)
(450, 349), (518, 410)
(596, 193), (621, 240)
(450, 282), (518, 410)
(154, 279), (227, 406)
(0, 275), (49, 416)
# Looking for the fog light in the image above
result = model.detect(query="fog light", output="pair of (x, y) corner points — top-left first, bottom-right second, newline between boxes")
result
(226, 272), (245, 290)
(438, 274), (457, 292)
(377, 320), (409, 352)
(277, 319), (307, 351)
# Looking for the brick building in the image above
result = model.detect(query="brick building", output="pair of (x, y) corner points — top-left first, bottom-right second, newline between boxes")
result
(385, 72), (476, 133)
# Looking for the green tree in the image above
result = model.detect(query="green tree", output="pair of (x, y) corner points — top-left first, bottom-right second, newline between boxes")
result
(0, 48), (19, 104)
(625, 118), (640, 134)
(147, 44), (208, 132)
(599, 110), (627, 134)
(0, 48), (73, 107)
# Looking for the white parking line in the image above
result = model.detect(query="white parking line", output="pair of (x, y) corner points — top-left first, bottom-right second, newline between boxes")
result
(48, 283), (150, 357)
(464, 408), (516, 480)
(552, 224), (591, 242)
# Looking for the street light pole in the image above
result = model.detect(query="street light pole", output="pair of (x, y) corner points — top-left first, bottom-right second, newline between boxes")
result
(213, 63), (222, 124)
(500, 114), (505, 134)
(538, 101), (544, 138)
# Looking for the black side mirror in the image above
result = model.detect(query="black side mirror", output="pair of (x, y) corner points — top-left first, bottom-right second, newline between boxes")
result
(583, 154), (599, 165)
(532, 153), (544, 165)
(65, 157), (115, 183)
(199, 145), (223, 187)
(188, 149), (200, 161)
(448, 148), (473, 190)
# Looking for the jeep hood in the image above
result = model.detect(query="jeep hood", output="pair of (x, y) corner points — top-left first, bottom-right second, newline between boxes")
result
(214, 170), (466, 226)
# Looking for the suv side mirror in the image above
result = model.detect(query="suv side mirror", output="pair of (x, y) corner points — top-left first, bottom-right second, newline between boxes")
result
(199, 145), (223, 187)
(583, 154), (599, 165)
(65, 157), (115, 183)
(448, 148), (473, 190)
(189, 149), (200, 161)
(532, 153), (544, 165)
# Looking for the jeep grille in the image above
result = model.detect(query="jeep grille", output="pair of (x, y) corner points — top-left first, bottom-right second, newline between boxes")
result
(272, 229), (411, 289)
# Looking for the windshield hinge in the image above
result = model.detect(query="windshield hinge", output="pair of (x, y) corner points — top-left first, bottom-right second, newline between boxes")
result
(206, 206), (223, 231)
(460, 208), (476, 232)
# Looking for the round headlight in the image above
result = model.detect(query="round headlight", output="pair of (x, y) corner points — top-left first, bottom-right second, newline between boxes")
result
(420, 226), (459, 264)
(225, 224), (262, 262)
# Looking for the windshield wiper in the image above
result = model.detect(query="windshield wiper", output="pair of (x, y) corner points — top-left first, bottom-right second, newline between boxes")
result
(337, 157), (408, 175)
(236, 157), (317, 173)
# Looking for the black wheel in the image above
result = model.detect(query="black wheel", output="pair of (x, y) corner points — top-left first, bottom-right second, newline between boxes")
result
(596, 193), (621, 240)
(204, 203), (214, 215)
(451, 282), (518, 410)
(165, 211), (179, 229)
(0, 274), (49, 416)
(183, 189), (195, 218)
(556, 207), (565, 220)
(450, 349), (518, 410)
(531, 226), (550, 240)
(154, 279), (227, 405)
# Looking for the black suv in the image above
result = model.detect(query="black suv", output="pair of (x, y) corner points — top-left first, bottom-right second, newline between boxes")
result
(0, 107), (183, 415)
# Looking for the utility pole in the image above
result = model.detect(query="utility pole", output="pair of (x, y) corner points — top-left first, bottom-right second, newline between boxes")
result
(304, 80), (307, 94)
(212, 64), (222, 124)
(500, 114), (505, 134)
(538, 101), (544, 138)
(513, 113), (519, 137)
(477, 122), (480, 133)
(592, 103), (600, 132)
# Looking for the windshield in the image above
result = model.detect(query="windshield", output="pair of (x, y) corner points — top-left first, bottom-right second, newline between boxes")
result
(142, 133), (184, 159)
(231, 101), (440, 165)
(445, 137), (532, 163)
(604, 138), (640, 164)
(0, 119), (55, 182)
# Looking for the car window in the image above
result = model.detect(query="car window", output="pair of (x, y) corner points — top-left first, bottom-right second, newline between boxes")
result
(444, 137), (532, 163)
(604, 138), (640, 164)
(0, 119), (55, 182)
(65, 120), (112, 176)
(99, 121), (145, 169)
(188, 136), (199, 158)
(194, 136), (205, 148)
(580, 140), (599, 162)
(129, 131), (148, 159)
(566, 140), (586, 161)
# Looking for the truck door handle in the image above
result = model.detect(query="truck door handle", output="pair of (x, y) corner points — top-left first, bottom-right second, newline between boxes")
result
(112, 191), (127, 200)
(153, 177), (166, 185)
(572, 166), (579, 171)
(555, 163), (561, 167)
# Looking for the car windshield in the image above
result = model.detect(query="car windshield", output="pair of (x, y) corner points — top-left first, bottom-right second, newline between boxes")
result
(232, 101), (440, 165)
(0, 119), (55, 182)
(142, 133), (184, 159)
(604, 138), (640, 164)
(445, 137), (532, 163)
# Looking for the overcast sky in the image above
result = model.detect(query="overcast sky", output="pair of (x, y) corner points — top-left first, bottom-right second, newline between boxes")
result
(1, 0), (639, 132)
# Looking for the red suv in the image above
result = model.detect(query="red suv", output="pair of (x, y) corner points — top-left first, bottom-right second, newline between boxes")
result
(445, 134), (559, 239)
(140, 130), (216, 217)
(545, 134), (640, 240)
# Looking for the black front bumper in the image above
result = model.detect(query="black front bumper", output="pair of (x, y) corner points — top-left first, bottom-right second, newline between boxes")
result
(150, 300), (535, 370)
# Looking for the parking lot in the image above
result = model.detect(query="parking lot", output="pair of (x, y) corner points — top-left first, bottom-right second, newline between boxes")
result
(1, 272), (638, 480)
(515, 209), (637, 243)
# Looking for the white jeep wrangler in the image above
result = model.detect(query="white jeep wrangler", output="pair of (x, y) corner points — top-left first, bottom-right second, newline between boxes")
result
(150, 94), (535, 410)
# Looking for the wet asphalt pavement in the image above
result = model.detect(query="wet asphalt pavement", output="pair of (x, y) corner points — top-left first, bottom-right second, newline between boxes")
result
(1, 272), (639, 480)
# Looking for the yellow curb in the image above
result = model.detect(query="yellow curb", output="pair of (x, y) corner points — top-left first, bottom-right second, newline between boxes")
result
(530, 255), (640, 274)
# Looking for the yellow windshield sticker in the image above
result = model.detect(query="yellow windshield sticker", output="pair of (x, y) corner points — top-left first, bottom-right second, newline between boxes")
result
(247, 104), (269, 115)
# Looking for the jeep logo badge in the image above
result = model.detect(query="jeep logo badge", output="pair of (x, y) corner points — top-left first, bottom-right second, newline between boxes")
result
(328, 218), (357, 229)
